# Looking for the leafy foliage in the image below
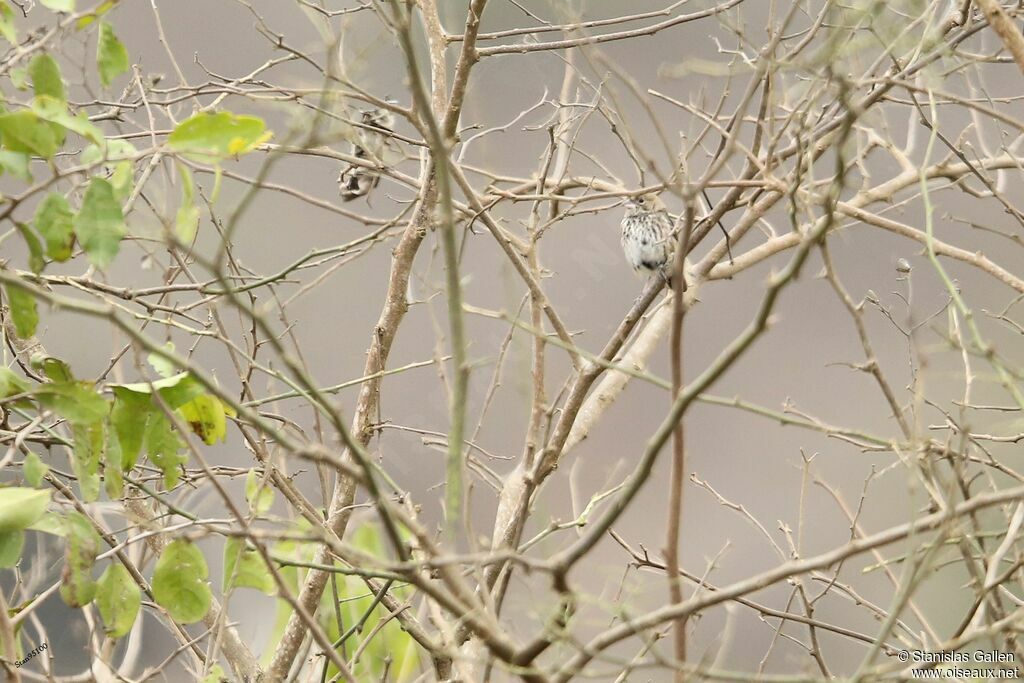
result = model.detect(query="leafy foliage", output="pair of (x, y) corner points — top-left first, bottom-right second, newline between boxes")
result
(0, 110), (59, 159)
(223, 538), (276, 595)
(272, 523), (420, 680)
(34, 193), (75, 262)
(96, 22), (129, 87)
(246, 469), (274, 515)
(73, 177), (126, 269)
(152, 539), (212, 624)
(96, 563), (141, 638)
(0, 488), (51, 533)
(41, 0), (76, 11)
(168, 111), (271, 161)
(23, 451), (49, 487)
(59, 512), (101, 608)
(29, 54), (66, 105)
(5, 280), (39, 338)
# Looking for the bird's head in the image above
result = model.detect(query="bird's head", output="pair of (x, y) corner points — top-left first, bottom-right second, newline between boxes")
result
(362, 106), (396, 131)
(624, 192), (665, 215)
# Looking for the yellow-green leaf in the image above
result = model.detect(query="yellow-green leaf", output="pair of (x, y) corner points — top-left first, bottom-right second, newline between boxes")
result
(33, 95), (102, 145)
(202, 665), (227, 683)
(147, 342), (178, 379)
(0, 530), (24, 567)
(29, 54), (66, 105)
(23, 451), (48, 487)
(175, 164), (199, 242)
(35, 193), (75, 262)
(0, 367), (29, 398)
(168, 112), (270, 161)
(41, 0), (75, 11)
(28, 511), (66, 537)
(96, 563), (140, 638)
(110, 371), (204, 408)
(223, 538), (276, 595)
(71, 420), (103, 502)
(146, 410), (185, 489)
(0, 3), (16, 44)
(5, 281), (38, 338)
(96, 21), (129, 87)
(9, 66), (27, 90)
(0, 150), (32, 181)
(245, 468), (274, 515)
(0, 110), (59, 159)
(104, 430), (123, 498)
(35, 381), (109, 424)
(60, 511), (100, 607)
(0, 488), (50, 532)
(15, 222), (44, 274)
(34, 355), (73, 382)
(179, 393), (230, 445)
(74, 177), (126, 269)
(77, 0), (115, 29)
(152, 539), (211, 624)
(110, 387), (150, 470)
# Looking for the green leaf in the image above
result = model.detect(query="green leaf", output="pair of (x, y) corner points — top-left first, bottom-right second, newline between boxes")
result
(356, 525), (420, 679)
(95, 563), (140, 638)
(245, 469), (274, 515)
(0, 488), (50, 532)
(5, 281), (39, 338)
(110, 387), (150, 470)
(110, 371), (204, 408)
(28, 511), (66, 537)
(147, 342), (177, 378)
(23, 451), (48, 487)
(71, 420), (103, 502)
(179, 393), (231, 445)
(103, 430), (123, 498)
(34, 355), (73, 382)
(0, 2), (16, 44)
(0, 367), (29, 398)
(175, 165), (199, 242)
(41, 0), (76, 11)
(323, 523), (420, 680)
(15, 222), (44, 274)
(35, 382), (109, 424)
(74, 177), (126, 269)
(77, 0), (114, 28)
(33, 95), (102, 145)
(81, 139), (136, 199)
(81, 138), (135, 163)
(223, 538), (276, 595)
(0, 530), (24, 568)
(29, 54), (66, 105)
(152, 539), (211, 624)
(202, 665), (227, 683)
(96, 21), (129, 87)
(146, 410), (186, 488)
(60, 511), (100, 607)
(35, 193), (75, 261)
(168, 112), (270, 161)
(0, 150), (32, 181)
(0, 110), (59, 158)
(176, 204), (200, 243)
(9, 66), (27, 90)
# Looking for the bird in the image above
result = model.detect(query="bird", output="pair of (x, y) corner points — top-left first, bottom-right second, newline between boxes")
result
(338, 105), (396, 202)
(620, 192), (680, 288)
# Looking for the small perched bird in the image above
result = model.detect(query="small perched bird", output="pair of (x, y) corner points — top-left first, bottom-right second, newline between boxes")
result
(339, 106), (396, 202)
(621, 192), (680, 287)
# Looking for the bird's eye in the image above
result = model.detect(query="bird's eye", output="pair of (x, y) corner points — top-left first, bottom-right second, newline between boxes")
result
(636, 197), (645, 205)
